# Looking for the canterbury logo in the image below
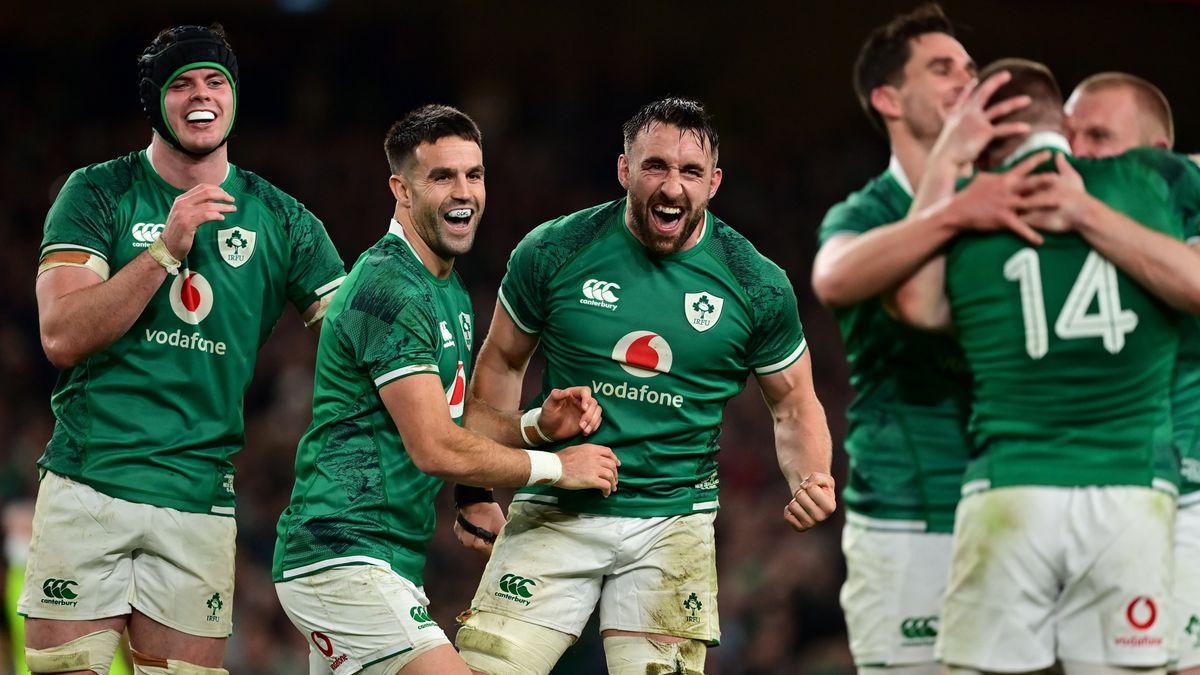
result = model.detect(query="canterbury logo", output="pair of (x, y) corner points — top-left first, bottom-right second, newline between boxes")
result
(498, 574), (537, 598)
(582, 279), (621, 303)
(410, 606), (433, 623)
(42, 578), (79, 600)
(131, 222), (166, 244)
(900, 616), (938, 639)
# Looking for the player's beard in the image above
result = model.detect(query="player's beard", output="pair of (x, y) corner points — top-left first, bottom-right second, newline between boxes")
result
(412, 200), (479, 260)
(627, 191), (706, 256)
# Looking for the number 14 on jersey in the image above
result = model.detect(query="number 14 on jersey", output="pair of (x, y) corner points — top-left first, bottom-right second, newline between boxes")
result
(1003, 248), (1138, 359)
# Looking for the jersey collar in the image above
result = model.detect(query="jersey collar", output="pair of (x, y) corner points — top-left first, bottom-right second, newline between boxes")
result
(887, 155), (915, 198)
(999, 131), (1072, 169)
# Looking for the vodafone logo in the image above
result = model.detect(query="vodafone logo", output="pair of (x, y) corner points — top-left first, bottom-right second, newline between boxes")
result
(1126, 596), (1157, 631)
(445, 361), (466, 417)
(612, 331), (673, 378)
(169, 271), (214, 324)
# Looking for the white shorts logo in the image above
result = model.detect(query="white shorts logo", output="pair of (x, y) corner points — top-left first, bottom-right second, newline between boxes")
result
(169, 271), (214, 324)
(445, 361), (466, 418)
(612, 331), (673, 378)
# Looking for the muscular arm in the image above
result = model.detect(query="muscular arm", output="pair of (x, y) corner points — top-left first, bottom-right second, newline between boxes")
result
(1022, 157), (1200, 314)
(811, 213), (964, 309)
(757, 351), (836, 531)
(36, 258), (169, 369)
(757, 351), (832, 492)
(1074, 202), (1200, 314)
(382, 372), (618, 493)
(462, 303), (540, 447)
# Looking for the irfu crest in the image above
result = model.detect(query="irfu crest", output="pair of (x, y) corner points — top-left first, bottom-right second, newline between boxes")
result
(217, 227), (256, 268)
(684, 291), (724, 332)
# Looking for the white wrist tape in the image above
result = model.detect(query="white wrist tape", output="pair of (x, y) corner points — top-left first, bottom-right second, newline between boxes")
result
(524, 449), (562, 486)
(519, 407), (554, 446)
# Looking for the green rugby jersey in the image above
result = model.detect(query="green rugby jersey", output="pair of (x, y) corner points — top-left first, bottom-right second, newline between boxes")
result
(947, 145), (1196, 490)
(817, 159), (972, 533)
(499, 199), (806, 517)
(1173, 154), (1200, 502)
(38, 150), (344, 515)
(273, 220), (475, 586)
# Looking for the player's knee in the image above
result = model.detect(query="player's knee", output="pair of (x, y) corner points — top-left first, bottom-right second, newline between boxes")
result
(455, 610), (574, 675)
(129, 647), (227, 675)
(26, 628), (122, 675)
(603, 635), (707, 675)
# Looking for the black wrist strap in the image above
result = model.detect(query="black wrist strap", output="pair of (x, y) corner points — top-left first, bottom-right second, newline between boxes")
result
(453, 484), (495, 509)
(455, 513), (498, 543)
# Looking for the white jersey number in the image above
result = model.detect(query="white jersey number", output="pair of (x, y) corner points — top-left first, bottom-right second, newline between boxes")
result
(1003, 248), (1138, 359)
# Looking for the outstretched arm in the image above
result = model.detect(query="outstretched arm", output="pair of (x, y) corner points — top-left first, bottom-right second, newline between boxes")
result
(756, 351), (835, 532)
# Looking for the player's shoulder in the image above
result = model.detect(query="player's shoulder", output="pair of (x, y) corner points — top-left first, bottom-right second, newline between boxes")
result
(523, 199), (622, 246)
(706, 216), (794, 296)
(341, 239), (435, 318)
(228, 165), (303, 211)
(511, 199), (623, 274)
(820, 169), (908, 238)
(63, 151), (144, 200)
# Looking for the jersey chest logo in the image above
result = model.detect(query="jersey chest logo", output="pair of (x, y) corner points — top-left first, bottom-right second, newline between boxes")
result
(217, 227), (257, 268)
(684, 291), (724, 332)
(445, 361), (466, 418)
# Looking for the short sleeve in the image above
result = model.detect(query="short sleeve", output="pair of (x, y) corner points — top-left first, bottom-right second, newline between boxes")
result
(284, 200), (346, 312)
(40, 170), (116, 263)
(747, 268), (808, 375)
(496, 229), (550, 335)
(335, 286), (440, 389)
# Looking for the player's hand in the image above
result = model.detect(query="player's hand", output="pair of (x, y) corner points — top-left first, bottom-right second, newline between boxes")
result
(949, 150), (1052, 245)
(454, 501), (506, 557)
(554, 443), (620, 496)
(159, 183), (237, 259)
(539, 387), (604, 439)
(931, 70), (1032, 170)
(783, 472), (836, 532)
(1017, 152), (1092, 234)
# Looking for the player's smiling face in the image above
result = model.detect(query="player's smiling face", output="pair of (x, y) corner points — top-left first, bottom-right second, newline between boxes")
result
(895, 32), (974, 141)
(619, 122), (722, 256)
(162, 67), (233, 153)
(403, 136), (485, 264)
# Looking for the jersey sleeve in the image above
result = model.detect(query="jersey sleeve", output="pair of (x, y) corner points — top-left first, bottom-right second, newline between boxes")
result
(284, 200), (346, 313)
(40, 169), (117, 271)
(496, 226), (551, 335)
(746, 266), (808, 375)
(334, 285), (441, 389)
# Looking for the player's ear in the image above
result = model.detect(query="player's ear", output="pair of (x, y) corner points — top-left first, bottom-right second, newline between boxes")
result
(870, 85), (902, 123)
(708, 166), (723, 199)
(617, 154), (630, 190)
(389, 174), (412, 208)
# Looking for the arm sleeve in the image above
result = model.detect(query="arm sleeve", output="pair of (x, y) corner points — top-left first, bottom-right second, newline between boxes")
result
(746, 267), (808, 375)
(284, 199), (346, 312)
(496, 228), (552, 335)
(40, 169), (116, 263)
(334, 285), (441, 389)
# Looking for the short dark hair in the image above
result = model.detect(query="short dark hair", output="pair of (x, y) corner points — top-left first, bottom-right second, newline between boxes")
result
(1073, 71), (1174, 148)
(621, 97), (719, 163)
(978, 58), (1063, 128)
(384, 105), (482, 174)
(853, 3), (955, 132)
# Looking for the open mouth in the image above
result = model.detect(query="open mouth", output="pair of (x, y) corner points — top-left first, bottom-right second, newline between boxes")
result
(185, 110), (217, 127)
(650, 204), (685, 231)
(444, 208), (474, 230)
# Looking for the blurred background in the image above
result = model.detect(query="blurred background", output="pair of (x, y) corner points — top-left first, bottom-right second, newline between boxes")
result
(2, 0), (1198, 672)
